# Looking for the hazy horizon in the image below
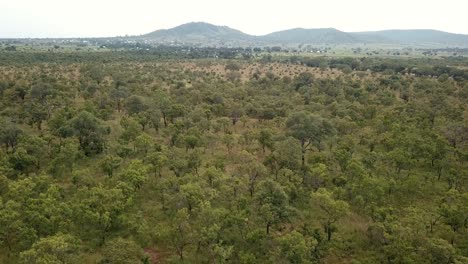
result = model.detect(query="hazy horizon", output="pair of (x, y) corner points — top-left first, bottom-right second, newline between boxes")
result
(2, 0), (468, 38)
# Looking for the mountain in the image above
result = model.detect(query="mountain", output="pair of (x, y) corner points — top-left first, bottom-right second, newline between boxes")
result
(139, 22), (468, 47)
(261, 28), (359, 44)
(351, 29), (468, 46)
(142, 22), (252, 44)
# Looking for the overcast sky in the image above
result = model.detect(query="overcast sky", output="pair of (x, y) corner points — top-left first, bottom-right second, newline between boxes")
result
(1, 0), (467, 38)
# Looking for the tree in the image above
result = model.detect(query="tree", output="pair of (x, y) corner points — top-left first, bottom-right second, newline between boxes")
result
(153, 93), (171, 127)
(444, 123), (468, 149)
(179, 182), (204, 212)
(231, 108), (244, 125)
(69, 111), (106, 155)
(19, 233), (81, 264)
(120, 117), (142, 147)
(184, 134), (200, 152)
(293, 72), (314, 91)
(100, 237), (146, 264)
(84, 65), (105, 85)
(167, 104), (186, 123)
(49, 138), (82, 176)
(387, 147), (413, 175)
(310, 188), (349, 241)
(0, 119), (23, 151)
(145, 150), (168, 177)
(255, 179), (290, 234)
(425, 238), (456, 264)
(439, 190), (468, 245)
(148, 107), (162, 132)
(135, 133), (153, 154)
(264, 137), (301, 178)
(0, 200), (37, 257)
(110, 87), (129, 112)
(24, 102), (48, 130)
(9, 147), (37, 174)
(258, 129), (274, 153)
(100, 155), (122, 177)
(161, 208), (193, 260)
(120, 160), (148, 190)
(277, 231), (317, 264)
(71, 185), (128, 245)
(124, 95), (148, 115)
(29, 82), (54, 104)
(15, 135), (48, 172)
(203, 166), (225, 188)
(286, 112), (335, 166)
(241, 156), (267, 197)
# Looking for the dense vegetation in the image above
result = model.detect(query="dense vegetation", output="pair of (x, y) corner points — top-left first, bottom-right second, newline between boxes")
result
(0, 49), (467, 263)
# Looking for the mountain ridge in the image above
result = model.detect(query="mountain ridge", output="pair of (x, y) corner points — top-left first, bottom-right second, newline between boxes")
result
(144, 22), (252, 42)
(139, 22), (468, 47)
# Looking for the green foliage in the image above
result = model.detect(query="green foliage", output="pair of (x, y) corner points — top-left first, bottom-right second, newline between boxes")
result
(286, 112), (335, 166)
(120, 160), (149, 190)
(100, 237), (146, 264)
(19, 234), (81, 264)
(255, 179), (291, 234)
(0, 118), (23, 150)
(69, 111), (106, 155)
(311, 188), (350, 241)
(0, 51), (466, 263)
(100, 155), (122, 177)
(258, 129), (274, 153)
(277, 231), (317, 264)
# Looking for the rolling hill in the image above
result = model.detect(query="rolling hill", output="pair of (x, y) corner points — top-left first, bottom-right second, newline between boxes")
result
(142, 22), (252, 44)
(262, 28), (359, 44)
(139, 22), (468, 47)
(351, 29), (468, 46)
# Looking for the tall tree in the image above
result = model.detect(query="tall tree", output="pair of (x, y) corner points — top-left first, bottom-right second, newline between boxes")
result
(286, 112), (335, 166)
(311, 188), (349, 241)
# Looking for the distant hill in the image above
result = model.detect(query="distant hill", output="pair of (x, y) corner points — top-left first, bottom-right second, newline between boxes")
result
(139, 22), (468, 47)
(261, 28), (359, 44)
(142, 22), (252, 44)
(351, 29), (468, 46)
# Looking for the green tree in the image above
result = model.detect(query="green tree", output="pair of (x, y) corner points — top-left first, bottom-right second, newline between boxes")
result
(179, 182), (205, 212)
(100, 155), (122, 177)
(24, 102), (48, 130)
(0, 200), (37, 257)
(120, 160), (148, 190)
(203, 166), (226, 188)
(310, 188), (349, 241)
(167, 104), (186, 123)
(145, 150), (167, 177)
(49, 138), (81, 176)
(277, 231), (317, 264)
(110, 87), (129, 112)
(135, 133), (153, 154)
(161, 208), (193, 260)
(120, 117), (142, 148)
(184, 134), (200, 152)
(286, 112), (335, 166)
(0, 119), (23, 151)
(439, 191), (468, 245)
(101, 237), (146, 264)
(264, 137), (301, 178)
(69, 111), (106, 155)
(19, 233), (81, 264)
(71, 185), (128, 245)
(124, 95), (148, 115)
(258, 129), (274, 153)
(255, 179), (290, 234)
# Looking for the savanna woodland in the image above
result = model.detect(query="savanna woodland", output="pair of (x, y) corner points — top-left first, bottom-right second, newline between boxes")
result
(0, 45), (467, 264)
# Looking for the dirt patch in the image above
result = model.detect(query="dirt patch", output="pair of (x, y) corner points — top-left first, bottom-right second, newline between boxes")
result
(144, 248), (161, 264)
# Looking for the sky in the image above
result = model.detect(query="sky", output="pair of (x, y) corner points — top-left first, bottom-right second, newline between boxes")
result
(1, 0), (468, 38)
